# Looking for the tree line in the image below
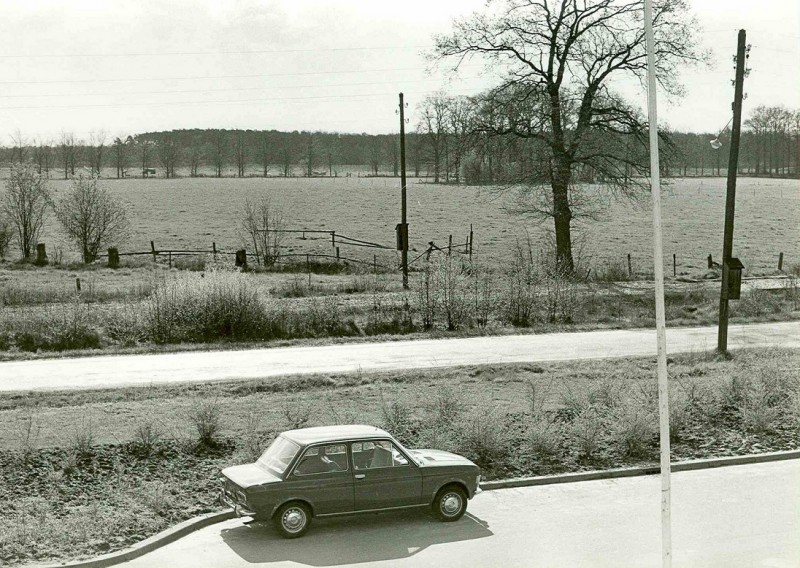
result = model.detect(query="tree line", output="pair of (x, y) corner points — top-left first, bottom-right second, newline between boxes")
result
(3, 102), (797, 184)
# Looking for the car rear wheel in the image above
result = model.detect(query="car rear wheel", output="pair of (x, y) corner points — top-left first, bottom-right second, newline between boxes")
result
(433, 485), (467, 522)
(274, 502), (312, 538)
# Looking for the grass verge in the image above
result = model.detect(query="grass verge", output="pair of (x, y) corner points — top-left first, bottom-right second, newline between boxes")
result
(1, 348), (798, 565)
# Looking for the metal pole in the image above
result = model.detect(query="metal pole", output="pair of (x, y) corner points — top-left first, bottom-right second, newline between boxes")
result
(718, 30), (747, 354)
(399, 93), (409, 289)
(643, 2), (671, 566)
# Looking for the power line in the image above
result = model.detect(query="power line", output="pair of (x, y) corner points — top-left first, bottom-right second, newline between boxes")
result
(0, 75), (484, 100)
(0, 64), (479, 86)
(0, 45), (433, 59)
(0, 89), (478, 111)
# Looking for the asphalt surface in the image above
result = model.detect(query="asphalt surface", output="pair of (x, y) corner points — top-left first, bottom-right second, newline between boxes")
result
(1, 321), (798, 392)
(120, 459), (800, 568)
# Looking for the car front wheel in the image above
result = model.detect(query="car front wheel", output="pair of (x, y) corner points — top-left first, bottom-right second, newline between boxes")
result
(274, 502), (312, 538)
(433, 485), (467, 522)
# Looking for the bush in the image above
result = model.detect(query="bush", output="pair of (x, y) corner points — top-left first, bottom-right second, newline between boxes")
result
(455, 405), (511, 471)
(187, 398), (222, 448)
(567, 408), (605, 460)
(526, 417), (561, 463)
(132, 418), (160, 457)
(143, 269), (268, 343)
(610, 405), (656, 459)
(378, 390), (418, 446)
(501, 239), (539, 326)
(1, 302), (101, 352)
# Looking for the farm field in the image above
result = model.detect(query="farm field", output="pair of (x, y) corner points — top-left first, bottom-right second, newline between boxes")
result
(35, 175), (800, 277)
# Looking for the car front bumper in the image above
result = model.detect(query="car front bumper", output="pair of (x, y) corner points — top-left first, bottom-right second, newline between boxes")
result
(219, 490), (256, 518)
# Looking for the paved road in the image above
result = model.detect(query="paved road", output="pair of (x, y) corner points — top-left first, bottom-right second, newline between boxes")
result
(1, 321), (798, 392)
(120, 459), (800, 568)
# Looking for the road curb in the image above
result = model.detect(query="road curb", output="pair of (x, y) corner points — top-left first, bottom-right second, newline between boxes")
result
(33, 510), (235, 568)
(479, 449), (800, 491)
(33, 450), (799, 568)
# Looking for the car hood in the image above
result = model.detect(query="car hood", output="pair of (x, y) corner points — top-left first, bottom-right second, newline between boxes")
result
(222, 463), (282, 489)
(409, 449), (476, 468)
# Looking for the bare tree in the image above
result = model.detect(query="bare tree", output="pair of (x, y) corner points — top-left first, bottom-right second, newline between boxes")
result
(1, 163), (51, 259)
(88, 130), (107, 177)
(59, 131), (77, 179)
(0, 212), (13, 259)
(10, 130), (27, 165)
(157, 135), (179, 178)
(234, 131), (248, 177)
(32, 139), (54, 175)
(212, 130), (227, 177)
(432, 0), (705, 271)
(416, 93), (449, 183)
(112, 137), (128, 178)
(281, 136), (294, 177)
(241, 197), (285, 266)
(55, 175), (129, 263)
(367, 139), (382, 175)
(187, 137), (204, 177)
(304, 133), (315, 177)
(259, 132), (270, 177)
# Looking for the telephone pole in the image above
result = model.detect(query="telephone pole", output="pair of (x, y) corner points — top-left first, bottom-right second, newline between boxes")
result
(718, 30), (748, 353)
(399, 93), (409, 289)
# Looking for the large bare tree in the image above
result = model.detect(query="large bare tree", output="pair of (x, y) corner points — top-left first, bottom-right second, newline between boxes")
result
(432, 0), (705, 271)
(55, 176), (129, 263)
(2, 163), (51, 259)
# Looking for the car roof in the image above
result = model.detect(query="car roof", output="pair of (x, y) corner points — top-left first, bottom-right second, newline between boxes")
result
(280, 425), (392, 446)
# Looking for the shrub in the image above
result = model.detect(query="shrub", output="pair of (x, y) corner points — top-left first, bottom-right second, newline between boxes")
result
(501, 238), (540, 326)
(568, 408), (605, 460)
(733, 288), (785, 318)
(526, 417), (561, 463)
(281, 397), (314, 430)
(132, 418), (160, 457)
(455, 405), (511, 471)
(378, 390), (417, 446)
(70, 416), (95, 461)
(143, 269), (267, 343)
(610, 405), (656, 459)
(2, 302), (101, 352)
(592, 260), (631, 283)
(187, 398), (222, 448)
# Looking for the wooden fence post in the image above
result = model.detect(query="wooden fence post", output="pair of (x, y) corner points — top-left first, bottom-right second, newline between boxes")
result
(235, 249), (247, 269)
(627, 253), (632, 278)
(151, 241), (157, 263)
(35, 243), (48, 266)
(708, 254), (713, 269)
(107, 247), (119, 268)
(673, 253), (676, 277)
(778, 252), (784, 271)
(469, 224), (473, 262)
(448, 235), (453, 256)
(336, 247), (340, 261)
(212, 242), (217, 261)
(76, 277), (81, 293)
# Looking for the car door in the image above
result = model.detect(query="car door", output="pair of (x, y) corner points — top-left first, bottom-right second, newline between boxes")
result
(284, 443), (354, 515)
(351, 439), (423, 511)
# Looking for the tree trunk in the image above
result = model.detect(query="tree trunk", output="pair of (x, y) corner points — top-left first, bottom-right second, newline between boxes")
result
(551, 159), (574, 274)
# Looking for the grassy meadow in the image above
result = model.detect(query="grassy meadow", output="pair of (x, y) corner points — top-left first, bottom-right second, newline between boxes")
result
(31, 175), (800, 276)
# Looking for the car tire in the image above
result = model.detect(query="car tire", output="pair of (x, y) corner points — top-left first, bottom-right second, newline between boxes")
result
(433, 485), (467, 522)
(274, 502), (312, 538)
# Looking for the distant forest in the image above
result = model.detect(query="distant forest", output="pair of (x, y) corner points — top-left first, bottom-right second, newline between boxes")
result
(2, 103), (797, 181)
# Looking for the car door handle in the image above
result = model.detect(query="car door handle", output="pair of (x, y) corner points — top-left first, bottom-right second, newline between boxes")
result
(354, 474), (366, 480)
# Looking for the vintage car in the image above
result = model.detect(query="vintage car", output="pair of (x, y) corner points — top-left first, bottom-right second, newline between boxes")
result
(220, 424), (481, 538)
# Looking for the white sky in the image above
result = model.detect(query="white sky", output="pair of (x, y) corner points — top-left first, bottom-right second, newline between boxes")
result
(0, 0), (797, 142)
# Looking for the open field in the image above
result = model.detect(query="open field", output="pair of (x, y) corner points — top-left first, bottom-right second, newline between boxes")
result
(30, 176), (800, 276)
(0, 348), (798, 565)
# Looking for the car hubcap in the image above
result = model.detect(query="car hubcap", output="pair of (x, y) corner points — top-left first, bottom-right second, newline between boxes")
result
(283, 508), (306, 532)
(442, 493), (462, 516)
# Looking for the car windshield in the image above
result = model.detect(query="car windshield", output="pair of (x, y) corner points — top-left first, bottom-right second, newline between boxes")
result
(256, 436), (300, 475)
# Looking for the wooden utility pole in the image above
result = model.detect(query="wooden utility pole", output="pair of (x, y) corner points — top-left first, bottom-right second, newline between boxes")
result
(643, 1), (671, 566)
(399, 93), (409, 289)
(718, 30), (748, 354)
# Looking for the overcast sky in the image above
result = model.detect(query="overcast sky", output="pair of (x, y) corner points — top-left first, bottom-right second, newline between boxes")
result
(0, 0), (797, 142)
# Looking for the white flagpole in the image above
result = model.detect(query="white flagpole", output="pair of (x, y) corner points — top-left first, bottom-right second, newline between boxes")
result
(643, 1), (672, 567)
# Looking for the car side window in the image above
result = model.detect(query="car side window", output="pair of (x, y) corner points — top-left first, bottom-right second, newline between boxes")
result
(353, 440), (409, 469)
(293, 443), (348, 476)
